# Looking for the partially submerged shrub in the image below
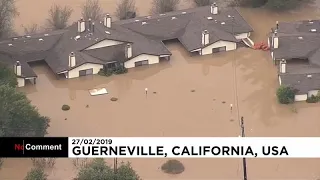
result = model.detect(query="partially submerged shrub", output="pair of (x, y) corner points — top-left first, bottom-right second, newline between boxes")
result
(116, 0), (137, 20)
(72, 158), (89, 169)
(161, 159), (185, 174)
(98, 67), (128, 77)
(62, 104), (70, 111)
(306, 95), (319, 103)
(22, 23), (39, 35)
(110, 97), (118, 101)
(151, 0), (180, 14)
(31, 158), (56, 168)
(276, 85), (295, 104)
(47, 4), (73, 30)
(24, 167), (48, 180)
(81, 0), (103, 21)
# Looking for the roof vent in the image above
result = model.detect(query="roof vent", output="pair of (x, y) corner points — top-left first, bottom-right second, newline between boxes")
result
(227, 15), (231, 18)
(207, 16), (213, 20)
(135, 19), (140, 22)
(146, 16), (151, 19)
(308, 20), (314, 24)
(310, 29), (317, 32)
(74, 35), (81, 41)
(298, 36), (303, 40)
(160, 13), (166, 16)
(12, 37), (18, 40)
(214, 20), (218, 23)
(44, 34), (49, 36)
(307, 74), (312, 78)
(182, 11), (186, 14)
(171, 16), (177, 20)
(8, 44), (13, 46)
(105, 31), (111, 34)
(26, 35), (31, 38)
(39, 38), (44, 41)
(221, 22), (226, 25)
(142, 21), (147, 25)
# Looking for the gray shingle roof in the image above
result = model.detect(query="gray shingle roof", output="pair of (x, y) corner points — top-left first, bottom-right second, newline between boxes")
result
(271, 20), (320, 94)
(0, 5), (251, 78)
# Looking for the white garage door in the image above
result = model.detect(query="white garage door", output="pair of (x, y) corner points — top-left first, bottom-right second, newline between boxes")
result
(294, 94), (307, 102)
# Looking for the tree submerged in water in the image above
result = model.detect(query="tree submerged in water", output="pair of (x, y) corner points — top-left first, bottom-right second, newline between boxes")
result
(161, 159), (185, 174)
(24, 167), (48, 180)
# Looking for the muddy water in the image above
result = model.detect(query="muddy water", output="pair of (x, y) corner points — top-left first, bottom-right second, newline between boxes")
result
(1, 0), (320, 180)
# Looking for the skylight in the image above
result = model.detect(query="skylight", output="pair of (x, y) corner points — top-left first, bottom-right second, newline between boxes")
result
(39, 38), (44, 41)
(105, 31), (111, 34)
(298, 36), (303, 40)
(8, 44), (13, 46)
(221, 22), (226, 25)
(207, 17), (213, 20)
(310, 29), (317, 32)
(171, 17), (177, 20)
(142, 21), (147, 25)
(307, 74), (312, 78)
(182, 12), (186, 14)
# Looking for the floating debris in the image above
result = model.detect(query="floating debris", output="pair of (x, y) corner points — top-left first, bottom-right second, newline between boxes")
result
(222, 101), (226, 104)
(110, 97), (118, 101)
(153, 91), (157, 94)
(191, 90), (195, 92)
(86, 105), (89, 108)
(64, 118), (67, 120)
(62, 104), (70, 111)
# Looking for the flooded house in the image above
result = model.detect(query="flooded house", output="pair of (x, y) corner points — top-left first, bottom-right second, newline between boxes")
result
(269, 20), (320, 101)
(0, 3), (253, 87)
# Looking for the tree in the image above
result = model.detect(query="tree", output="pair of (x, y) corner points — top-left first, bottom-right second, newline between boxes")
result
(22, 23), (39, 35)
(0, 0), (19, 39)
(265, 0), (304, 10)
(81, 0), (103, 21)
(0, 85), (50, 137)
(276, 85), (295, 104)
(47, 4), (73, 30)
(0, 62), (17, 87)
(115, 0), (137, 20)
(193, 0), (213, 7)
(77, 159), (141, 180)
(24, 167), (48, 180)
(151, 0), (180, 14)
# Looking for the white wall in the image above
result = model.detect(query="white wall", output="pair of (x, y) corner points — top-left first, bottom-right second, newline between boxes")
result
(201, 40), (236, 55)
(308, 90), (319, 97)
(235, 32), (250, 39)
(85, 39), (124, 50)
(278, 76), (282, 85)
(295, 94), (307, 101)
(67, 63), (103, 79)
(124, 54), (160, 68)
(17, 78), (25, 87)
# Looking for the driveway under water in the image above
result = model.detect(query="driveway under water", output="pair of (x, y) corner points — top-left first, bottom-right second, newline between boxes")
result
(1, 1), (320, 180)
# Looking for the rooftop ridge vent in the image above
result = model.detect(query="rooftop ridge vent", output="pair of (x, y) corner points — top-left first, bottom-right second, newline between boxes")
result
(221, 22), (226, 25)
(310, 29), (317, 32)
(298, 36), (303, 40)
(171, 16), (177, 20)
(142, 21), (147, 25)
(39, 38), (44, 41)
(207, 16), (213, 20)
(182, 11), (186, 14)
(308, 20), (314, 24)
(105, 31), (111, 34)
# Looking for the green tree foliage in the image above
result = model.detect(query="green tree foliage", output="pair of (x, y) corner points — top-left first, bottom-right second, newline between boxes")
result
(77, 159), (141, 180)
(276, 85), (295, 104)
(0, 64), (50, 137)
(0, 62), (17, 87)
(24, 167), (48, 180)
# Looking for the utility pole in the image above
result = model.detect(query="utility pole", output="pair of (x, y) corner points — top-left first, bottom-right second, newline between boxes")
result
(241, 116), (248, 180)
(114, 157), (118, 180)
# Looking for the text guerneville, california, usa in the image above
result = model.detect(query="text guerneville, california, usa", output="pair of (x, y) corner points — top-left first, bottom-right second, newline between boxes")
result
(67, 137), (297, 158)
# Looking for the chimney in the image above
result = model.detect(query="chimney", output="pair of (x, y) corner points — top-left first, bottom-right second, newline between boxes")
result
(280, 59), (286, 73)
(14, 61), (21, 76)
(202, 30), (209, 46)
(69, 52), (76, 68)
(77, 18), (85, 33)
(92, 22), (95, 33)
(211, 3), (218, 15)
(276, 21), (279, 30)
(125, 43), (132, 59)
(88, 18), (92, 31)
(273, 30), (279, 49)
(104, 14), (112, 28)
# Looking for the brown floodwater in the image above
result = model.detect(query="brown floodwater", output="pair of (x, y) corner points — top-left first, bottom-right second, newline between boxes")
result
(1, 0), (320, 180)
